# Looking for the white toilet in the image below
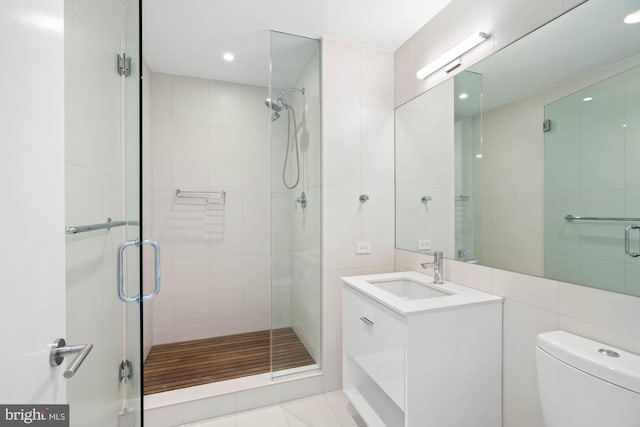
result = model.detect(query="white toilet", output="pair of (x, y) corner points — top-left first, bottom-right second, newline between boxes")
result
(536, 330), (640, 426)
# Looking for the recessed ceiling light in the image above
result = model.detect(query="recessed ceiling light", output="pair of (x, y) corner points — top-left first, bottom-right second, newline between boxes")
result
(222, 52), (235, 62)
(475, 154), (483, 159)
(624, 10), (640, 24)
(583, 97), (593, 102)
(459, 92), (469, 100)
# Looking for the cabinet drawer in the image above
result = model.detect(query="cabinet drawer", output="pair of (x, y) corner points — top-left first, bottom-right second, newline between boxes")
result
(343, 294), (405, 409)
(343, 285), (406, 343)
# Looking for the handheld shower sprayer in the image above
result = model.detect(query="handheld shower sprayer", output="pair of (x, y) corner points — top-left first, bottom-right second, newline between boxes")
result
(264, 87), (305, 189)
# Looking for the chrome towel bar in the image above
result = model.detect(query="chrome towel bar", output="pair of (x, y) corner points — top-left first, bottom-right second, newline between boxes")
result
(564, 215), (640, 222)
(175, 189), (225, 204)
(65, 218), (139, 234)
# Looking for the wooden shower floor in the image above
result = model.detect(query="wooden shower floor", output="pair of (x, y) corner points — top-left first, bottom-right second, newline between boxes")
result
(143, 328), (315, 395)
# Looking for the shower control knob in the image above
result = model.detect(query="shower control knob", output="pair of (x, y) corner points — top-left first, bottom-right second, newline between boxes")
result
(296, 192), (307, 209)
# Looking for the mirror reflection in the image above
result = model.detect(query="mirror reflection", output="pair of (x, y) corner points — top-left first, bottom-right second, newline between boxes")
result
(395, 0), (640, 296)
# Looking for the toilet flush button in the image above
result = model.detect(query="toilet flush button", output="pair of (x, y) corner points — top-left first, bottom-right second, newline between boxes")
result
(598, 348), (620, 358)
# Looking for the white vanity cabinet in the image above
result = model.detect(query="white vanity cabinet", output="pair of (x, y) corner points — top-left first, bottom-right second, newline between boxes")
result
(342, 272), (503, 427)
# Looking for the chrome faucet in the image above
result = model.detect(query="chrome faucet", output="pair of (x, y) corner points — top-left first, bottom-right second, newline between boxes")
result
(421, 251), (444, 284)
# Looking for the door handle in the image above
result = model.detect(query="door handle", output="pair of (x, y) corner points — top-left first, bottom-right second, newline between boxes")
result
(49, 338), (93, 379)
(625, 225), (640, 258)
(117, 239), (161, 303)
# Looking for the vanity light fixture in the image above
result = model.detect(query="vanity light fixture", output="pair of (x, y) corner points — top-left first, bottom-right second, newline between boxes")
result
(583, 97), (593, 102)
(222, 52), (235, 62)
(459, 92), (469, 100)
(624, 9), (640, 24)
(416, 31), (490, 80)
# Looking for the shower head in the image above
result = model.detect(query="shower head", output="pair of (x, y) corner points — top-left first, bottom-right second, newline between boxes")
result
(265, 96), (289, 121)
(265, 98), (283, 112)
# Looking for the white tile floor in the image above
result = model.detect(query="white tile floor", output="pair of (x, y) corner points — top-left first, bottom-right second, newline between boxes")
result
(178, 391), (366, 427)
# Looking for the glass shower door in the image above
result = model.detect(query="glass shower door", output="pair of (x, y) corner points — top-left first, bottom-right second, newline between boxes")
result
(64, 0), (143, 425)
(269, 31), (322, 378)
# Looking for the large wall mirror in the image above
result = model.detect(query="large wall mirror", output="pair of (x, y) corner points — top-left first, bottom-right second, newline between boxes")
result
(396, 0), (640, 296)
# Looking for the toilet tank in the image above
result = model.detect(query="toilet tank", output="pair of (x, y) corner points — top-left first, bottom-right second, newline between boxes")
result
(536, 331), (640, 427)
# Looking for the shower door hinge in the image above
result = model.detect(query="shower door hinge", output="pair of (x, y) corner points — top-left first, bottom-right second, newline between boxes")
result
(117, 53), (131, 77)
(119, 359), (133, 383)
(543, 119), (551, 132)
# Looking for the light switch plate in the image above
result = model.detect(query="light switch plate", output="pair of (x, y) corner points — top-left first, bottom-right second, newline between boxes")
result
(418, 239), (431, 251)
(356, 241), (372, 254)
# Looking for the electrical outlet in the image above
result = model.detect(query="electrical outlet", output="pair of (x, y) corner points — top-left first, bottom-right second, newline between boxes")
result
(356, 241), (372, 254)
(418, 239), (431, 251)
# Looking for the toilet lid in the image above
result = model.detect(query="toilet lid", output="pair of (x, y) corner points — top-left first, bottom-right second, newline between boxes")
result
(537, 331), (640, 394)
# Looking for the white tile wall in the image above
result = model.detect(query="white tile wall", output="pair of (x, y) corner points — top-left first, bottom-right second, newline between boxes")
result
(321, 39), (395, 392)
(395, 249), (640, 426)
(150, 73), (272, 343)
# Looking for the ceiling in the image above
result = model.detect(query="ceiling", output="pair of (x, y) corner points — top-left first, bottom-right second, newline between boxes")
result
(143, 0), (453, 87)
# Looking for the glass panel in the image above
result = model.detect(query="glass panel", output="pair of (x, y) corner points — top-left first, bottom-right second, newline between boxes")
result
(124, 1), (142, 425)
(544, 64), (640, 295)
(269, 31), (322, 378)
(454, 72), (483, 263)
(64, 0), (141, 425)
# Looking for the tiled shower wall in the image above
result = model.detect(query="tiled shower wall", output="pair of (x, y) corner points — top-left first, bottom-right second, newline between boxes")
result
(149, 73), (273, 344)
(286, 48), (323, 363)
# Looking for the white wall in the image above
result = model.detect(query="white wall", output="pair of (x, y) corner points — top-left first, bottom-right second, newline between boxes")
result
(150, 73), (272, 344)
(321, 38), (395, 391)
(0, 0), (66, 404)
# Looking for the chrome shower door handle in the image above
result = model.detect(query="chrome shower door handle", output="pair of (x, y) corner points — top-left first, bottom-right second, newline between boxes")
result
(117, 239), (161, 303)
(49, 338), (94, 379)
(625, 225), (640, 258)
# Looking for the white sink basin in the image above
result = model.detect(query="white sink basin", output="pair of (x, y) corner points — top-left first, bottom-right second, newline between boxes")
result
(341, 271), (503, 315)
(368, 279), (451, 300)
